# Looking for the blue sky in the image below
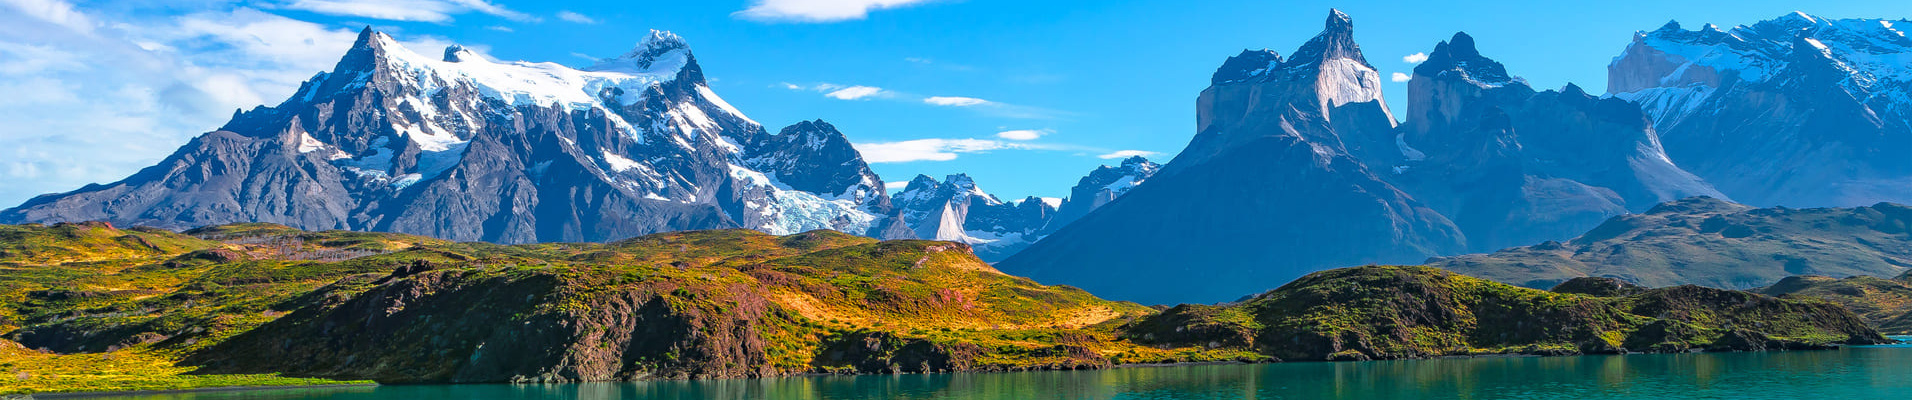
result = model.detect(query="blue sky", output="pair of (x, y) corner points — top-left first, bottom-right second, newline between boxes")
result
(1, 0), (1907, 206)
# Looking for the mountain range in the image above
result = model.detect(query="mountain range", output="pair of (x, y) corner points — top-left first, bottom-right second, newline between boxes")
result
(3, 11), (1909, 305)
(0, 28), (1141, 262)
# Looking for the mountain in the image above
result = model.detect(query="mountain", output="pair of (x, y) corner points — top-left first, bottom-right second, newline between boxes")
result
(889, 174), (1055, 261)
(1431, 197), (1912, 290)
(1001, 11), (1718, 304)
(1002, 11), (1466, 305)
(1609, 13), (1912, 207)
(1038, 156), (1160, 236)
(1122, 265), (1886, 361)
(0, 29), (889, 244)
(1389, 32), (1723, 252)
(1759, 272), (1912, 335)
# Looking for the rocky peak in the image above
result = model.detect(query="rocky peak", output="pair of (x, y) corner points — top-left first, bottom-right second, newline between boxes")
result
(442, 45), (480, 63)
(328, 27), (409, 76)
(1414, 32), (1518, 87)
(1284, 9), (1369, 68)
(742, 119), (885, 204)
(1211, 49), (1283, 85)
(585, 30), (702, 84)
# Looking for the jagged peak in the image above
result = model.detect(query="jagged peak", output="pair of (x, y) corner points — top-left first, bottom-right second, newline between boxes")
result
(1211, 49), (1283, 85)
(591, 30), (693, 71)
(1285, 9), (1368, 66)
(1325, 9), (1354, 32)
(1413, 31), (1517, 87)
(944, 173), (977, 188)
(333, 27), (408, 73)
(1781, 10), (1820, 25)
(1119, 155), (1154, 168)
(1444, 32), (1481, 59)
(1560, 82), (1588, 98)
(442, 44), (481, 63)
(1656, 20), (1683, 33)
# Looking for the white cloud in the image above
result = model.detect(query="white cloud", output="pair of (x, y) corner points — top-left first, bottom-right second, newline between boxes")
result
(734, 0), (937, 22)
(1097, 150), (1159, 159)
(855, 138), (1030, 163)
(279, 0), (534, 23)
(781, 82), (1060, 118)
(824, 85), (885, 100)
(485, 25), (513, 32)
(0, 3), (459, 206)
(1390, 72), (1411, 82)
(556, 10), (595, 24)
(1403, 52), (1428, 64)
(924, 96), (989, 107)
(2, 0), (95, 32)
(884, 181), (911, 191)
(995, 129), (1046, 141)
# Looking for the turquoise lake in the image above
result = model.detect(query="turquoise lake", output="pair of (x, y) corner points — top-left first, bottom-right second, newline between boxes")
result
(82, 343), (1912, 399)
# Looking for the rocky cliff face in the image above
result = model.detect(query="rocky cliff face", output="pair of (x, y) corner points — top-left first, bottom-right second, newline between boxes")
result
(1001, 11), (1723, 304)
(1609, 14), (1912, 207)
(1389, 32), (1722, 252)
(1431, 197), (1912, 290)
(0, 29), (889, 244)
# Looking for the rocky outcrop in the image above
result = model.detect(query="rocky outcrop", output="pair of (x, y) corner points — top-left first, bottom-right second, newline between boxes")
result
(1550, 277), (1647, 297)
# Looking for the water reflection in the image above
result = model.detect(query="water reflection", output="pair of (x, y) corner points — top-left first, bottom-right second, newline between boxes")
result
(99, 344), (1912, 400)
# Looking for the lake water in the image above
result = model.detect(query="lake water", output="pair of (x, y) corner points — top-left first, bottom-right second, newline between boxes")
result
(83, 342), (1912, 400)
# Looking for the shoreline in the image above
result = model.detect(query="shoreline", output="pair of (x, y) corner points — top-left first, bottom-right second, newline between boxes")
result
(29, 383), (378, 399)
(33, 343), (1911, 398)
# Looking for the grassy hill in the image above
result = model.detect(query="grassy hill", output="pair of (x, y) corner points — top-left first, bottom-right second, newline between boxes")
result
(1431, 197), (1912, 289)
(1124, 266), (1886, 361)
(0, 224), (1243, 393)
(1758, 272), (1912, 335)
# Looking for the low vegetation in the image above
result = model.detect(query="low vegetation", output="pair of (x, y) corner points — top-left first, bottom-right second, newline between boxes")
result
(0, 222), (1888, 394)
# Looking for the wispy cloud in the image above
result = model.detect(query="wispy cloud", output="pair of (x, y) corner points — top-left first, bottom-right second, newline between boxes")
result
(782, 82), (891, 100)
(279, 0), (535, 23)
(1098, 150), (1159, 159)
(734, 0), (937, 23)
(1390, 72), (1411, 82)
(1403, 52), (1428, 63)
(995, 129), (1047, 141)
(555, 10), (595, 24)
(855, 138), (1038, 163)
(825, 85), (885, 100)
(924, 96), (989, 107)
(781, 82), (1064, 119)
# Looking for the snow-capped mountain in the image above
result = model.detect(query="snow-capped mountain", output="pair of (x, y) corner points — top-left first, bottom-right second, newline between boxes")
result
(0, 28), (889, 243)
(1038, 156), (1160, 236)
(890, 174), (1055, 261)
(1610, 13), (1912, 207)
